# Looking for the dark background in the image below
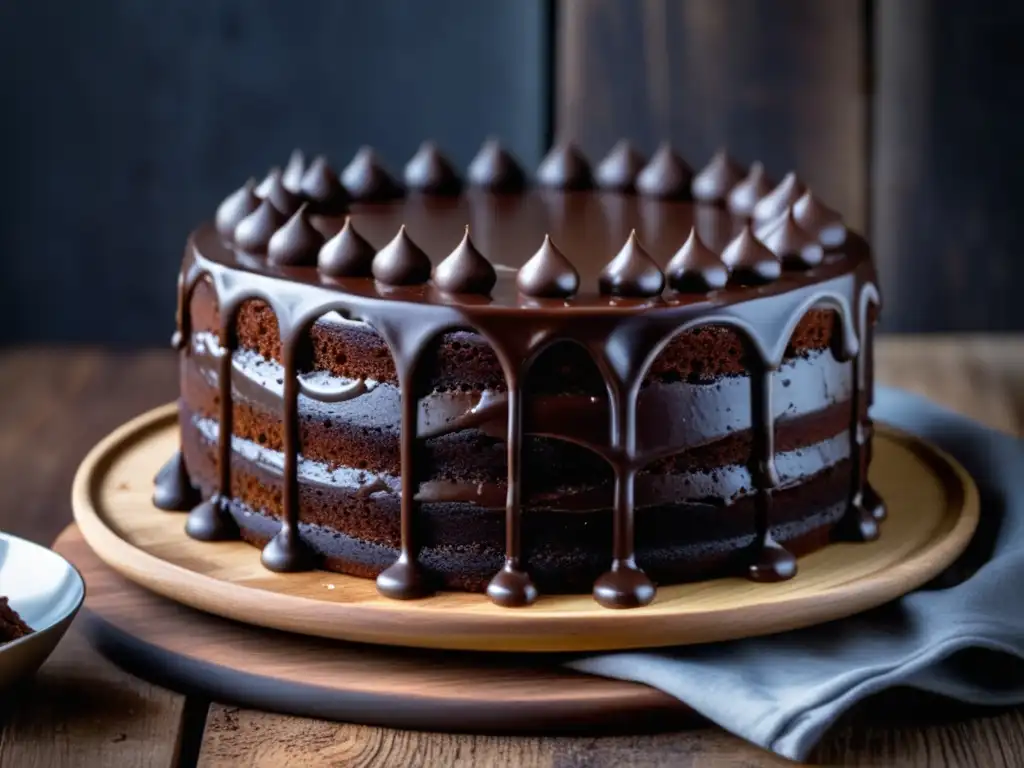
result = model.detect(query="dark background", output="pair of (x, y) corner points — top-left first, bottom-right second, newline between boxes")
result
(1, 0), (1020, 345)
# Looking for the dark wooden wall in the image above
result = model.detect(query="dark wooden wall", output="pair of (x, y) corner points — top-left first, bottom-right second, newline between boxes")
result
(0, 0), (551, 346)
(1, 0), (1021, 343)
(557, 0), (1024, 332)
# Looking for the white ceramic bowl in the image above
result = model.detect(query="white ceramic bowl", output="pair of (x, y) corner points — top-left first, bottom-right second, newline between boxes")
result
(0, 532), (85, 689)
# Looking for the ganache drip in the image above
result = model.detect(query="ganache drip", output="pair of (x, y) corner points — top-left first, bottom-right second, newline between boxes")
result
(173, 153), (882, 610)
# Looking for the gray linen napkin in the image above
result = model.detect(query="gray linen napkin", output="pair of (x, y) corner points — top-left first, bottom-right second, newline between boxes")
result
(567, 387), (1024, 762)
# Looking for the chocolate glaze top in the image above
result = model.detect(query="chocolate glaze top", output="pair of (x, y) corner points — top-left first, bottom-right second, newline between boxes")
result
(197, 182), (872, 311)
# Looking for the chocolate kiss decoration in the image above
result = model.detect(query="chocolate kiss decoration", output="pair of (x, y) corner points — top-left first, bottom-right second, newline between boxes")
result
(594, 140), (646, 191)
(726, 162), (774, 217)
(752, 171), (806, 223)
(666, 227), (729, 293)
(215, 178), (259, 239)
(516, 235), (579, 298)
(254, 166), (278, 198)
(403, 141), (462, 195)
(756, 206), (824, 269)
(466, 139), (526, 192)
(233, 198), (288, 253)
(341, 146), (403, 201)
(318, 217), (376, 277)
(267, 204), (325, 267)
(599, 230), (665, 298)
(793, 191), (847, 248)
(299, 155), (349, 214)
(433, 227), (497, 295)
(371, 225), (432, 286)
(721, 224), (782, 285)
(535, 142), (593, 190)
(281, 149), (307, 193)
(635, 143), (694, 199)
(691, 149), (745, 203)
(261, 167), (302, 216)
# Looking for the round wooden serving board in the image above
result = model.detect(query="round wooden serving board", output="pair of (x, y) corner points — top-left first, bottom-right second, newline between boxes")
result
(55, 525), (689, 733)
(72, 404), (980, 653)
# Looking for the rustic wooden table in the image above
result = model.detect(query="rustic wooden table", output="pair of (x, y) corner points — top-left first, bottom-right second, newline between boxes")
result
(1, 338), (1022, 767)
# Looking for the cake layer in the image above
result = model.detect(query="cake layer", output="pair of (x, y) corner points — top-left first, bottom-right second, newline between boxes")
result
(180, 409), (856, 592)
(188, 279), (841, 390)
(181, 335), (857, 498)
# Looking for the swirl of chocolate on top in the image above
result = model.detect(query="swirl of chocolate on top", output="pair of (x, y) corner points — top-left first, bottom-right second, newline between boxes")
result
(721, 224), (781, 285)
(433, 227), (497, 295)
(281, 149), (307, 194)
(215, 179), (259, 239)
(691, 149), (745, 204)
(233, 198), (288, 253)
(341, 146), (404, 202)
(318, 217), (376, 277)
(666, 227), (729, 293)
(403, 141), (462, 196)
(594, 140), (646, 192)
(752, 171), (806, 223)
(466, 139), (526, 192)
(371, 225), (432, 286)
(793, 191), (847, 247)
(260, 167), (302, 216)
(267, 204), (325, 267)
(536, 142), (593, 190)
(635, 143), (694, 199)
(516, 235), (579, 299)
(599, 230), (665, 298)
(726, 161), (774, 217)
(756, 206), (823, 269)
(299, 156), (349, 215)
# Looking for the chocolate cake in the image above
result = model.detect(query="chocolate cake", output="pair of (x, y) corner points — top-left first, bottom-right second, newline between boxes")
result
(0, 597), (32, 644)
(155, 139), (884, 609)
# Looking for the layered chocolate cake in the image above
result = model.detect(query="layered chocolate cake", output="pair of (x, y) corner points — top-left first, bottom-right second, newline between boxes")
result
(0, 597), (32, 644)
(155, 139), (884, 609)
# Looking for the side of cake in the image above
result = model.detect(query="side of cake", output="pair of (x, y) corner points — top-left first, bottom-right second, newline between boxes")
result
(155, 140), (883, 609)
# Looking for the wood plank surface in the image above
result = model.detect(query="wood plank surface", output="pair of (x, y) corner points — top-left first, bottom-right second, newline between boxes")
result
(0, 341), (1022, 767)
(556, 0), (867, 230)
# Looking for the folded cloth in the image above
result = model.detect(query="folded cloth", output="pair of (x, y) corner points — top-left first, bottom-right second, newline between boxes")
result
(566, 387), (1024, 762)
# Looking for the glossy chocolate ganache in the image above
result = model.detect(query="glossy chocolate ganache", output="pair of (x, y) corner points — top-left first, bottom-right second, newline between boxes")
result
(155, 140), (884, 609)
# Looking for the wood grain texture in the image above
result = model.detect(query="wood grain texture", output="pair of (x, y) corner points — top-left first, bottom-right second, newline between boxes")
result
(73, 406), (978, 653)
(556, 0), (867, 229)
(873, 1), (1024, 331)
(0, 630), (187, 768)
(0, 348), (177, 544)
(55, 525), (690, 733)
(0, 341), (1021, 766)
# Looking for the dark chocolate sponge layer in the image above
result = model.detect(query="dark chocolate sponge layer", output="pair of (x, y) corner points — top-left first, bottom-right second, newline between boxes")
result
(180, 408), (855, 593)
